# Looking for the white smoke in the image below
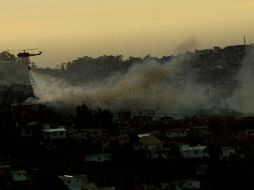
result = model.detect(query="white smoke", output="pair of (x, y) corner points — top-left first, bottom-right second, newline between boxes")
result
(229, 47), (254, 114)
(175, 37), (198, 53)
(0, 62), (30, 85)
(30, 57), (217, 114)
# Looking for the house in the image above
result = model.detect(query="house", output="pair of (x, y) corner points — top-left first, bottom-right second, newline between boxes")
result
(132, 110), (157, 123)
(159, 116), (174, 125)
(11, 170), (29, 182)
(0, 164), (11, 172)
(113, 110), (132, 123)
(213, 46), (221, 53)
(58, 172), (115, 190)
(0, 165), (12, 188)
(85, 154), (112, 162)
(161, 179), (200, 190)
(20, 127), (33, 138)
(182, 179), (200, 189)
(84, 129), (108, 139)
(109, 135), (130, 146)
(135, 134), (164, 159)
(82, 183), (98, 190)
(165, 128), (189, 138)
(42, 128), (66, 140)
(161, 181), (182, 190)
(117, 135), (130, 145)
(0, 164), (11, 177)
(70, 129), (88, 140)
(180, 144), (209, 159)
(20, 121), (40, 138)
(221, 147), (236, 158)
(244, 129), (254, 136)
(192, 126), (210, 137)
(68, 128), (108, 140)
(59, 175), (82, 190)
(82, 182), (115, 190)
(116, 125), (131, 135)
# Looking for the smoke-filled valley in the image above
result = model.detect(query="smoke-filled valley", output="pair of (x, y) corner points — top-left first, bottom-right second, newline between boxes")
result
(1, 45), (254, 115)
(31, 57), (212, 114)
(29, 45), (253, 115)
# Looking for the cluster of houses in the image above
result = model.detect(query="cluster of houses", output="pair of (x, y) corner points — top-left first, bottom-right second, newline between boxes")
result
(59, 174), (116, 190)
(0, 164), (204, 190)
(0, 164), (116, 190)
(17, 117), (239, 162)
(0, 165), (31, 190)
(2, 107), (254, 190)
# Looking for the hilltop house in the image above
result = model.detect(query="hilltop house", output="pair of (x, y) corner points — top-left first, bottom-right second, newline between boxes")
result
(165, 128), (189, 138)
(11, 170), (29, 182)
(59, 175), (84, 190)
(42, 127), (66, 140)
(221, 147), (236, 159)
(180, 144), (209, 159)
(135, 133), (164, 159)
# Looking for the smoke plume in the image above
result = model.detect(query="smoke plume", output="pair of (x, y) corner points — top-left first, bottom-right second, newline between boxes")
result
(175, 37), (198, 53)
(30, 56), (216, 114)
(230, 47), (254, 114)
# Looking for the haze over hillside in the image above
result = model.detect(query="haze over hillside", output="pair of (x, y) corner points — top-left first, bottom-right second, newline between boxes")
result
(1, 45), (254, 115)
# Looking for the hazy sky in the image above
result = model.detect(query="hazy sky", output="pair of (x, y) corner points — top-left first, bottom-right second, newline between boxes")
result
(1, 0), (254, 67)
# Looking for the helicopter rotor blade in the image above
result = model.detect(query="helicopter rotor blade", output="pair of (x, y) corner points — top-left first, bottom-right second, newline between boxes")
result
(6, 49), (21, 52)
(7, 48), (39, 52)
(24, 48), (38, 51)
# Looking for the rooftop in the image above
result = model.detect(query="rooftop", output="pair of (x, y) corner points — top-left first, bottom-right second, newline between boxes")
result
(138, 134), (163, 145)
(180, 145), (207, 151)
(42, 128), (66, 132)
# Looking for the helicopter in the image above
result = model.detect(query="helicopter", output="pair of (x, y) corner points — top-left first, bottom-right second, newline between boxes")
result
(7, 48), (42, 58)
(7, 48), (42, 70)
